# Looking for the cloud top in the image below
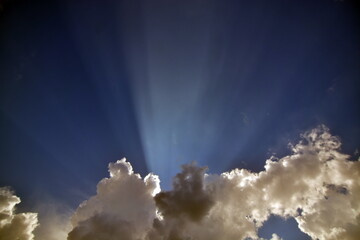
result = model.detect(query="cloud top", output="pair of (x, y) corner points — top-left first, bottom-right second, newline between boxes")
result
(154, 163), (214, 221)
(67, 159), (160, 240)
(0, 187), (38, 240)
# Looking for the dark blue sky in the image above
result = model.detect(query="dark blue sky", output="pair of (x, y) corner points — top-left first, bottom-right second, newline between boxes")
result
(0, 0), (359, 239)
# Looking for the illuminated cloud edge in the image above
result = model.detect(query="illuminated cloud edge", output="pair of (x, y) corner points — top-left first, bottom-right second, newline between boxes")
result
(1, 125), (359, 240)
(0, 187), (38, 240)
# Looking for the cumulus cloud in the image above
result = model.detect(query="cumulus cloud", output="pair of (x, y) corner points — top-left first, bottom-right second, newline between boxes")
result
(65, 125), (359, 240)
(2, 125), (358, 240)
(67, 159), (160, 240)
(0, 187), (38, 240)
(204, 125), (360, 240)
(148, 163), (215, 240)
(154, 163), (214, 221)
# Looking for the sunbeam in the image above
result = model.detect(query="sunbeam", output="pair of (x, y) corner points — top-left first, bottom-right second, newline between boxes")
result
(0, 0), (359, 239)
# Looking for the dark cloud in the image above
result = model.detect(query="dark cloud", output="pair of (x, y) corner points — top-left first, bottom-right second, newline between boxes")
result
(154, 163), (214, 222)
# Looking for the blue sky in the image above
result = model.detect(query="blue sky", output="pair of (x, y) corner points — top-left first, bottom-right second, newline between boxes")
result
(0, 0), (359, 239)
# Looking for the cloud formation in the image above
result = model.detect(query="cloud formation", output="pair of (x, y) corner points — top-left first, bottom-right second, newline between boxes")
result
(205, 125), (360, 240)
(67, 159), (160, 240)
(65, 125), (360, 240)
(0, 187), (38, 240)
(1, 125), (359, 239)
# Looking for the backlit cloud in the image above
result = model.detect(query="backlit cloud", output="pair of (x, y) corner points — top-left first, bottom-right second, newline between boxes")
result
(0, 187), (38, 240)
(66, 125), (360, 240)
(67, 159), (160, 240)
(1, 125), (359, 239)
(205, 125), (360, 240)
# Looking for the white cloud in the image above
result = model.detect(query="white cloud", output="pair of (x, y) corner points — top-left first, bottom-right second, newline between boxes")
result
(1, 125), (358, 240)
(203, 125), (359, 240)
(67, 158), (160, 240)
(65, 125), (360, 240)
(0, 187), (38, 240)
(260, 233), (283, 240)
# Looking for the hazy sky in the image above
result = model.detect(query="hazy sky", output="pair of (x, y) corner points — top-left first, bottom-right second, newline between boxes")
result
(0, 0), (359, 239)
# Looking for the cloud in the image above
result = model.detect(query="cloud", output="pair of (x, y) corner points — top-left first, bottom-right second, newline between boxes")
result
(67, 159), (160, 240)
(1, 125), (359, 239)
(0, 187), (38, 240)
(33, 200), (72, 240)
(203, 125), (360, 240)
(260, 233), (283, 240)
(154, 163), (214, 221)
(66, 125), (359, 240)
(148, 163), (215, 240)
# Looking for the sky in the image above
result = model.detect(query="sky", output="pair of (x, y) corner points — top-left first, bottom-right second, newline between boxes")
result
(0, 0), (359, 239)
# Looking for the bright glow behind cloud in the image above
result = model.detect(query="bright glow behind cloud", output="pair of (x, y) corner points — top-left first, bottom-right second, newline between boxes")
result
(1, 126), (359, 239)
(66, 125), (359, 240)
